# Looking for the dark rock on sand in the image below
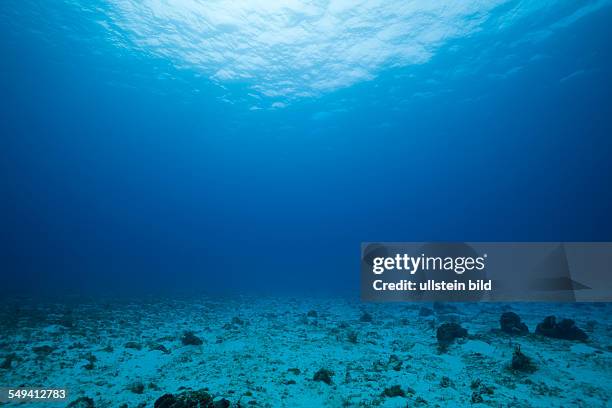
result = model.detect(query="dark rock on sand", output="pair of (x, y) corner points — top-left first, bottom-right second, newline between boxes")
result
(313, 368), (334, 385)
(129, 381), (145, 394)
(150, 343), (171, 354)
(470, 378), (494, 402)
(66, 396), (95, 408)
(439, 376), (452, 388)
(382, 385), (405, 397)
(471, 391), (484, 403)
(511, 345), (536, 373)
(125, 341), (143, 350)
(436, 322), (467, 346)
(181, 331), (203, 346)
(154, 389), (213, 408)
(307, 310), (318, 318)
(500, 312), (529, 335)
(535, 316), (588, 341)
(388, 354), (402, 371)
(154, 394), (176, 408)
(0, 353), (16, 369)
(33, 345), (56, 356)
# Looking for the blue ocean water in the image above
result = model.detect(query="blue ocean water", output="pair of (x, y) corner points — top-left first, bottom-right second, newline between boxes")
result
(2, 1), (612, 296)
(1, 2), (612, 407)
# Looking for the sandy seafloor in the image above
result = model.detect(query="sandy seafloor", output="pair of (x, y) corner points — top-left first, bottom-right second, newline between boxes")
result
(0, 297), (610, 407)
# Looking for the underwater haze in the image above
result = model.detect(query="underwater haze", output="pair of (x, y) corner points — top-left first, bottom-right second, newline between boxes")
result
(2, 0), (612, 296)
(2, 1), (612, 407)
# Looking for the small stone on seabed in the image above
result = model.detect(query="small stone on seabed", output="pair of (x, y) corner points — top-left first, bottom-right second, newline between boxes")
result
(437, 322), (467, 346)
(511, 345), (536, 373)
(129, 381), (145, 394)
(313, 368), (334, 385)
(500, 311), (529, 335)
(382, 385), (405, 397)
(66, 397), (94, 408)
(535, 316), (588, 341)
(181, 331), (203, 346)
